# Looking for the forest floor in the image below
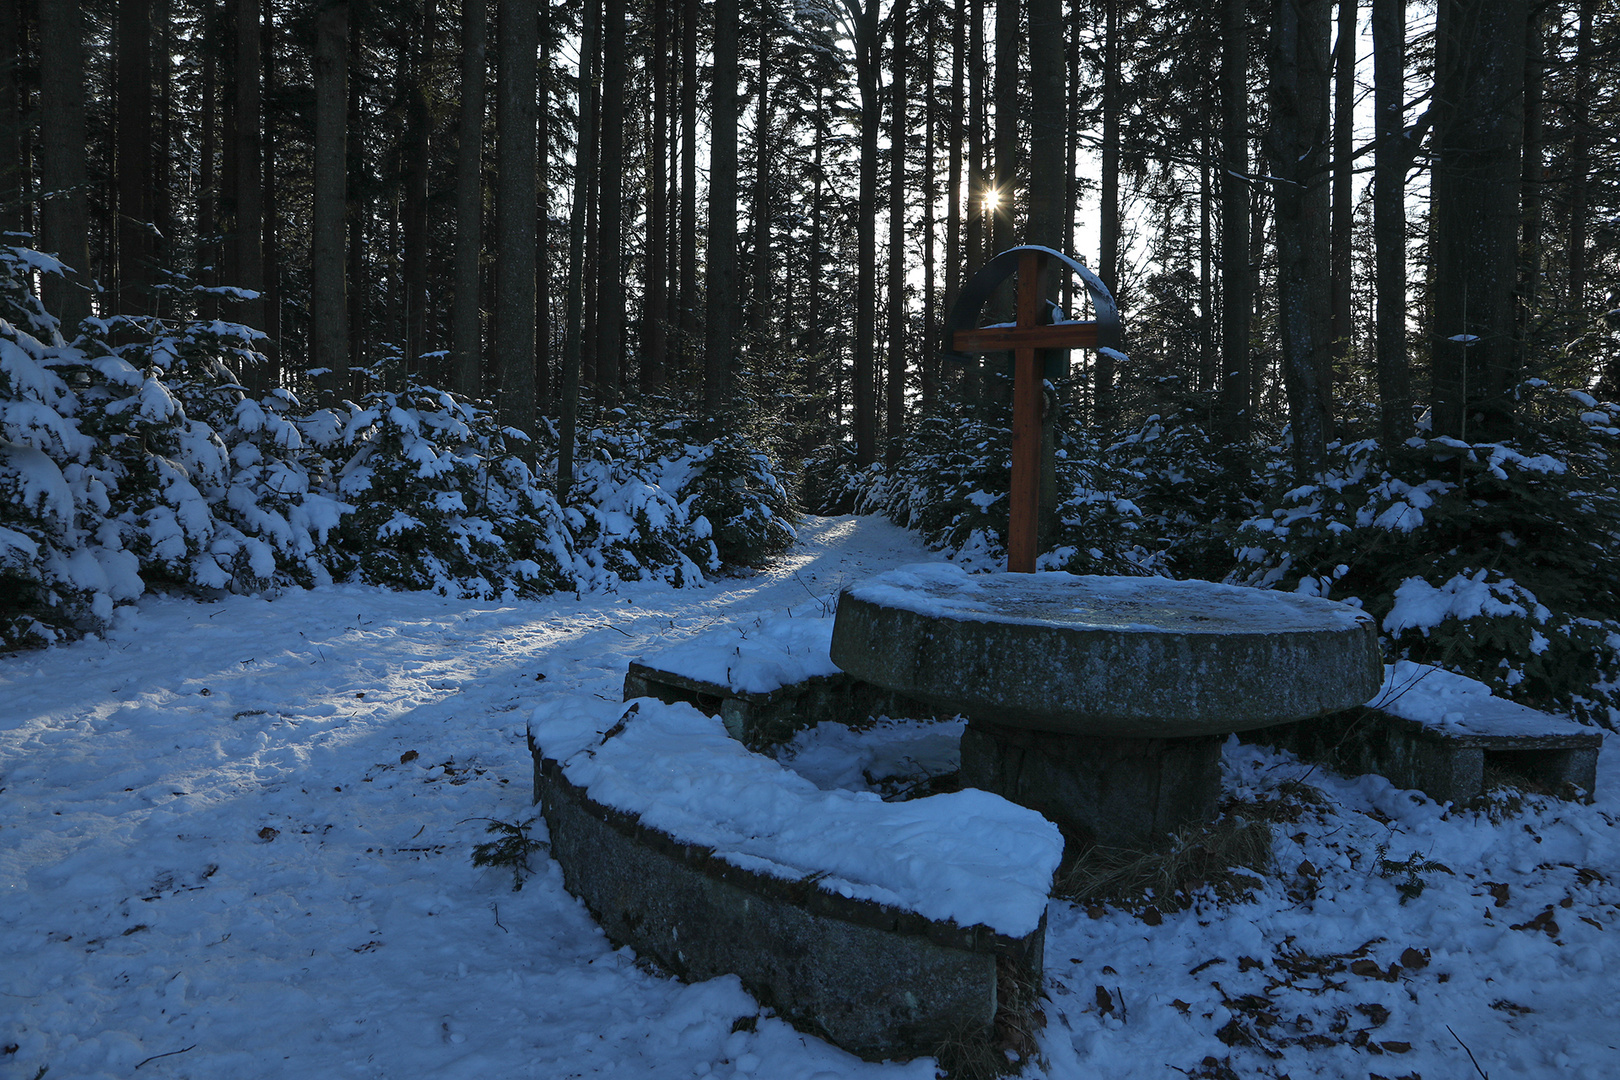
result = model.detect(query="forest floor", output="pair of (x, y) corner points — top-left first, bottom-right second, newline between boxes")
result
(2, 515), (1617, 1080)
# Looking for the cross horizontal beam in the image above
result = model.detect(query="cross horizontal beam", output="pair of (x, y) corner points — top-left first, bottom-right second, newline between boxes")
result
(950, 322), (1100, 353)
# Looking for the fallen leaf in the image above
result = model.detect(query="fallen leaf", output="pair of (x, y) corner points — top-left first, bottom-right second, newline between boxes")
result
(1350, 959), (1399, 981)
(1172, 999), (1192, 1016)
(1510, 908), (1559, 936)
(1399, 947), (1429, 970)
(1095, 985), (1114, 1015)
(1356, 1003), (1391, 1026)
(399, 750), (420, 764)
(1379, 1041), (1412, 1054)
(258, 826), (279, 842)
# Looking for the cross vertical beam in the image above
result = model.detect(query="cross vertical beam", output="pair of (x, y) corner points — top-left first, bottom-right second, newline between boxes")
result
(1007, 250), (1046, 572)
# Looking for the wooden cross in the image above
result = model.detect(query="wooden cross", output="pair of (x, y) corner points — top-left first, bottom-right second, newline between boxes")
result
(945, 246), (1119, 574)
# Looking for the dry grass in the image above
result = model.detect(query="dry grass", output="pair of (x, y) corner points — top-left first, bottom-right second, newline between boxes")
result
(1054, 814), (1274, 915)
(931, 956), (1045, 1080)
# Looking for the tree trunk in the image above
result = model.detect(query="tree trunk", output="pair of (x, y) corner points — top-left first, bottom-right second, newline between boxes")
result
(1267, 0), (1334, 480)
(1097, 0), (1120, 427)
(154, 0), (174, 313)
(1429, 0), (1527, 442)
(677, 0), (698, 387)
(943, 0), (965, 326)
(921, 10), (938, 408)
(852, 0), (881, 463)
(1063, 0), (1080, 312)
(39, 0), (91, 331)
(596, 0), (626, 404)
(1025, 0), (1063, 246)
(965, 0), (985, 273)
(234, 0), (264, 350)
(116, 0), (153, 315)
(991, 0), (1017, 254)
(582, 80), (598, 390)
(1371, 0), (1413, 443)
(346, 19), (366, 376)
(1519, 4), (1543, 323)
(1199, 134), (1213, 393)
(199, 8), (218, 323)
(260, 0), (280, 383)
(642, 0), (669, 391)
(536, 2), (551, 406)
(1330, 0), (1354, 405)
(704, 0), (739, 415)
(804, 85), (825, 382)
(402, 0), (435, 381)
(0, 0), (20, 238)
(885, 0), (908, 466)
(495, 0), (538, 439)
(313, 0), (349, 401)
(559, 0), (600, 500)
(1567, 0), (1593, 319)
(451, 0), (485, 398)
(748, 8), (774, 342)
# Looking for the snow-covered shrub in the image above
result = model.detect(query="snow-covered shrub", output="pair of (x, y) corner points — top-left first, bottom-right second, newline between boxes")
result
(1, 238), (808, 649)
(66, 330), (240, 592)
(846, 410), (1010, 560)
(0, 247), (141, 646)
(800, 439), (859, 516)
(844, 402), (1187, 575)
(1235, 386), (1620, 725)
(329, 384), (575, 599)
(560, 416), (712, 590)
(561, 405), (797, 581)
(653, 416), (797, 568)
(1096, 397), (1262, 579)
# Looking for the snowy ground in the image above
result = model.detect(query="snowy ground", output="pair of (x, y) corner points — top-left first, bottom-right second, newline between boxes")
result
(4, 515), (1618, 1079)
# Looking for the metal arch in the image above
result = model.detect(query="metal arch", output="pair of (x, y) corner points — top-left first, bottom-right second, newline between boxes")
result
(940, 245), (1121, 367)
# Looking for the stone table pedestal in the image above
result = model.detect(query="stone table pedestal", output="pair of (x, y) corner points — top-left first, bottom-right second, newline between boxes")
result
(959, 722), (1222, 849)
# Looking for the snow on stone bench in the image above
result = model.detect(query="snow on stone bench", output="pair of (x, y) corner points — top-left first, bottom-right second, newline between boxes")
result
(1252, 661), (1603, 805)
(622, 614), (939, 748)
(528, 694), (1062, 1060)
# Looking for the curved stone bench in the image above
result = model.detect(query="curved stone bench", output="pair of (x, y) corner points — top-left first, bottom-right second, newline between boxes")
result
(622, 615), (940, 749)
(528, 696), (1062, 1061)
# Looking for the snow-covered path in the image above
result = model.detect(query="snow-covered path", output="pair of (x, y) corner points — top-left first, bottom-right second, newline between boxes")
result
(0, 516), (943, 1080)
(5, 514), (1620, 1080)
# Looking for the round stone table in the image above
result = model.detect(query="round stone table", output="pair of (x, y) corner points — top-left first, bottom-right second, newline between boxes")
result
(829, 565), (1383, 849)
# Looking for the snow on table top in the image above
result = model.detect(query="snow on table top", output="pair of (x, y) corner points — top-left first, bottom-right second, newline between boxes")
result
(633, 613), (841, 695)
(1369, 660), (1600, 739)
(844, 563), (1372, 635)
(529, 695), (1062, 938)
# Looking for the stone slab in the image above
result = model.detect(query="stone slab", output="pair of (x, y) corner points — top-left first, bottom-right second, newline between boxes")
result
(624, 661), (943, 749)
(531, 747), (1044, 1061)
(959, 720), (1223, 849)
(831, 567), (1384, 738)
(1249, 705), (1603, 806)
